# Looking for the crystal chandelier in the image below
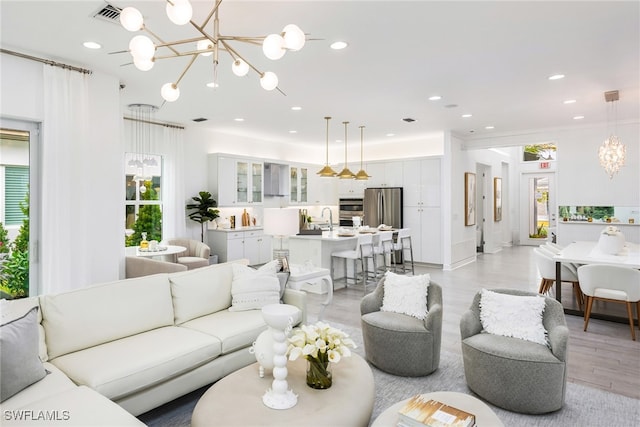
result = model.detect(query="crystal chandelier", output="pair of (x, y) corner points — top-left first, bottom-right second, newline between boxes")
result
(598, 90), (625, 179)
(119, 0), (306, 102)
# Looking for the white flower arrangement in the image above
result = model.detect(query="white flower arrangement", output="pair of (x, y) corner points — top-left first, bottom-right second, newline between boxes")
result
(602, 225), (621, 236)
(287, 321), (357, 364)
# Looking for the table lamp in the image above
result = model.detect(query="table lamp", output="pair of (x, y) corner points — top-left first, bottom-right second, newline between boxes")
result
(263, 208), (300, 270)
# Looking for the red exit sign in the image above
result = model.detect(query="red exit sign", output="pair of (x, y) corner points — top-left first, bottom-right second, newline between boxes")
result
(540, 162), (550, 169)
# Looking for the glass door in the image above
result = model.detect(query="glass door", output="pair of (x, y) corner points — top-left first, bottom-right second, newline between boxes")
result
(300, 167), (308, 203)
(236, 161), (248, 203)
(520, 172), (556, 245)
(290, 167), (299, 203)
(251, 162), (263, 203)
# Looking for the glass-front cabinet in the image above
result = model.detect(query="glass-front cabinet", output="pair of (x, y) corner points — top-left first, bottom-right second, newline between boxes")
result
(290, 165), (308, 204)
(236, 161), (263, 204)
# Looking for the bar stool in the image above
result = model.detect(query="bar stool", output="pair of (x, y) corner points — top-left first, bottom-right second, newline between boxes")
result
(392, 228), (414, 275)
(331, 234), (376, 294)
(373, 230), (394, 275)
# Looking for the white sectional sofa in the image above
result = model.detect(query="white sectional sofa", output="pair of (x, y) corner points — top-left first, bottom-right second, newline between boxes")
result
(0, 260), (307, 426)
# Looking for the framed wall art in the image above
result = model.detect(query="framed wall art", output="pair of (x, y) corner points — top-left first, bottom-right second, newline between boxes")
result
(494, 177), (502, 222)
(464, 172), (476, 226)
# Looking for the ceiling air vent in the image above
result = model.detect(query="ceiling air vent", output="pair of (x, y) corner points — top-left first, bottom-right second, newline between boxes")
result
(92, 3), (122, 24)
(402, 118), (416, 123)
(192, 117), (208, 122)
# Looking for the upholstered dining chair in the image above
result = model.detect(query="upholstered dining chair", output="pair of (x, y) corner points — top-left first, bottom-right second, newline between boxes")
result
(166, 238), (210, 270)
(577, 264), (640, 341)
(533, 247), (583, 310)
(460, 289), (568, 414)
(360, 274), (442, 376)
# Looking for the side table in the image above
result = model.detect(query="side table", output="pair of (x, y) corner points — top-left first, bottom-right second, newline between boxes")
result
(287, 265), (333, 320)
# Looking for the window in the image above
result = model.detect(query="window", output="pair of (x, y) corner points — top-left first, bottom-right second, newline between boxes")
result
(4, 166), (29, 225)
(124, 153), (163, 246)
(523, 143), (556, 162)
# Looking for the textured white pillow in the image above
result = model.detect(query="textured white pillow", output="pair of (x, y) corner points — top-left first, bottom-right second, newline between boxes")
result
(479, 289), (548, 346)
(380, 271), (430, 319)
(229, 263), (281, 312)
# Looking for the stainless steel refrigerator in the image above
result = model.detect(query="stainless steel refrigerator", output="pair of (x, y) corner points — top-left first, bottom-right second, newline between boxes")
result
(363, 187), (403, 229)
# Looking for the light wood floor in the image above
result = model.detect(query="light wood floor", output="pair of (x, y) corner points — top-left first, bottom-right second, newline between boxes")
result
(303, 245), (640, 400)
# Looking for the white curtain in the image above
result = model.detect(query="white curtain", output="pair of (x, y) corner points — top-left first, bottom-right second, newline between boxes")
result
(159, 126), (186, 240)
(41, 66), (91, 294)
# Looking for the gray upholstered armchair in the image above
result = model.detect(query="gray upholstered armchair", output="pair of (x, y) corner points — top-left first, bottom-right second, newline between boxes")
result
(166, 238), (210, 270)
(360, 276), (442, 376)
(460, 288), (568, 414)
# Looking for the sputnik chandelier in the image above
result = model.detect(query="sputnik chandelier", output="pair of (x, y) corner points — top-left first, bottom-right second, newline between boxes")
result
(598, 90), (625, 179)
(119, 0), (306, 102)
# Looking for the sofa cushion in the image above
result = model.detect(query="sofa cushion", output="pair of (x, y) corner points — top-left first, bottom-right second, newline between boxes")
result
(0, 363), (75, 411)
(50, 326), (221, 401)
(41, 274), (175, 359)
(1, 297), (47, 362)
(180, 309), (266, 354)
(3, 386), (145, 426)
(479, 288), (548, 346)
(169, 262), (240, 324)
(1, 307), (48, 402)
(229, 263), (281, 312)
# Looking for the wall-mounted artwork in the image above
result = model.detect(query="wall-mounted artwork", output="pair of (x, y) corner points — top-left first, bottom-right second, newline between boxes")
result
(494, 177), (502, 222)
(465, 172), (476, 226)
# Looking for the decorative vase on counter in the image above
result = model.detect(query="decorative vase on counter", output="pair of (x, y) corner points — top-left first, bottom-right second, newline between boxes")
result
(597, 226), (625, 255)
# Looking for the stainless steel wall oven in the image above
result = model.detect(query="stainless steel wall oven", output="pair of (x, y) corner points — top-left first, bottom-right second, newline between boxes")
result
(338, 198), (364, 226)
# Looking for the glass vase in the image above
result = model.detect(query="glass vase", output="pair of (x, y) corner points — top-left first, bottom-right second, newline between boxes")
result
(306, 357), (332, 389)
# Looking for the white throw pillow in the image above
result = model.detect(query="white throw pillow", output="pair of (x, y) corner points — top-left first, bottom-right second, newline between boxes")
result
(380, 271), (430, 320)
(479, 289), (548, 346)
(229, 263), (281, 312)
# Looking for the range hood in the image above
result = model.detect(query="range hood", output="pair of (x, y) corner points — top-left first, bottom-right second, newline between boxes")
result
(264, 163), (289, 197)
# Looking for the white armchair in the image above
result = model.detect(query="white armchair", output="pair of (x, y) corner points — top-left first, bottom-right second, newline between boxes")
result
(166, 238), (210, 270)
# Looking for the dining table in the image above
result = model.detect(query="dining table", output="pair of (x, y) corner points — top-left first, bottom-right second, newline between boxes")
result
(553, 240), (640, 322)
(125, 244), (187, 262)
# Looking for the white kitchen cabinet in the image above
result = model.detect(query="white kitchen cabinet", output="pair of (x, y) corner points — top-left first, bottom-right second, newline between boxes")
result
(337, 170), (366, 197)
(308, 171), (338, 205)
(404, 206), (442, 264)
(209, 154), (263, 207)
(403, 158), (441, 207)
(366, 161), (403, 188)
(289, 165), (308, 204)
(208, 229), (271, 265)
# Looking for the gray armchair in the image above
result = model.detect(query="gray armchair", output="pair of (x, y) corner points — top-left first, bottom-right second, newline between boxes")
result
(166, 238), (210, 270)
(460, 289), (568, 414)
(360, 277), (442, 376)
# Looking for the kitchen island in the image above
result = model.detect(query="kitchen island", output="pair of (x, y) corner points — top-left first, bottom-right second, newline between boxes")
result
(289, 230), (358, 289)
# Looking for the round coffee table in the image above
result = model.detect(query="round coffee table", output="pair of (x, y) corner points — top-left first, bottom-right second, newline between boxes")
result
(192, 353), (374, 427)
(371, 391), (504, 427)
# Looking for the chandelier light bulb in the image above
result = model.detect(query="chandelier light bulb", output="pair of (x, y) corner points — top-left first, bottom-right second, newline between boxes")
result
(282, 24), (305, 51)
(263, 34), (286, 60)
(120, 7), (144, 31)
(129, 35), (155, 60)
(161, 82), (180, 102)
(166, 0), (193, 25)
(232, 58), (249, 76)
(260, 71), (278, 91)
(133, 57), (154, 71)
(196, 39), (213, 56)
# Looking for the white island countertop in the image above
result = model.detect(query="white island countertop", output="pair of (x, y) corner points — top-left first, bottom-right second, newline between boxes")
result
(290, 230), (358, 241)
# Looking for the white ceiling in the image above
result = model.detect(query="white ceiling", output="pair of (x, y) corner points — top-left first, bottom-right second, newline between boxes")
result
(1, 1), (639, 148)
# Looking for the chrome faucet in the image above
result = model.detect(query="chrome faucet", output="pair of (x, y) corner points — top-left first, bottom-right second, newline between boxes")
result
(322, 207), (333, 231)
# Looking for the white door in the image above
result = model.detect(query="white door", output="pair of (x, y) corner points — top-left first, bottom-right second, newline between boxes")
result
(520, 172), (556, 245)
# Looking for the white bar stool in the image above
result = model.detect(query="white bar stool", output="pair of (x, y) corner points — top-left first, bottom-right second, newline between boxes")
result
(392, 228), (415, 275)
(287, 264), (333, 320)
(331, 233), (376, 294)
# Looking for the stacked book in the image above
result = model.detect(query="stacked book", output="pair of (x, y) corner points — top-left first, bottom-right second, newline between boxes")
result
(397, 395), (476, 427)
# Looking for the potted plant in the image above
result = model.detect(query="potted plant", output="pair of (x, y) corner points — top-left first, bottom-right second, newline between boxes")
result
(187, 191), (220, 242)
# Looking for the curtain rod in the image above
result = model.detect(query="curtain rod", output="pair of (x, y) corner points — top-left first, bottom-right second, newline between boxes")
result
(124, 116), (185, 130)
(1, 48), (92, 75)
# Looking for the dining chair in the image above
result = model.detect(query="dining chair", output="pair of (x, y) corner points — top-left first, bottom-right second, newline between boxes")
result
(331, 233), (376, 294)
(392, 228), (414, 275)
(533, 247), (583, 310)
(166, 238), (210, 270)
(577, 264), (640, 341)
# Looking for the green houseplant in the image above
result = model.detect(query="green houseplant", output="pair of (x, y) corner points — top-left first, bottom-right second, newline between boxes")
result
(187, 191), (220, 242)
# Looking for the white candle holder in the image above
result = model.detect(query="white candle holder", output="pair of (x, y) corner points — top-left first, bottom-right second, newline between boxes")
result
(261, 303), (300, 409)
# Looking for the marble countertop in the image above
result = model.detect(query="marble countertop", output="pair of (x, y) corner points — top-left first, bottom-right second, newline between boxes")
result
(208, 226), (264, 232)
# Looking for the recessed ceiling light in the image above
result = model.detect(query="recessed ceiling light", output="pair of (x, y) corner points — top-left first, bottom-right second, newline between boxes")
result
(386, 133), (395, 137)
(83, 41), (101, 49)
(563, 99), (576, 104)
(428, 95), (442, 101)
(291, 106), (302, 111)
(234, 118), (244, 122)
(548, 74), (565, 80)
(330, 41), (348, 50)
(485, 125), (495, 130)
(289, 130), (297, 134)
(206, 82), (219, 88)
(461, 114), (472, 118)
(573, 115), (585, 120)
(444, 104), (458, 109)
